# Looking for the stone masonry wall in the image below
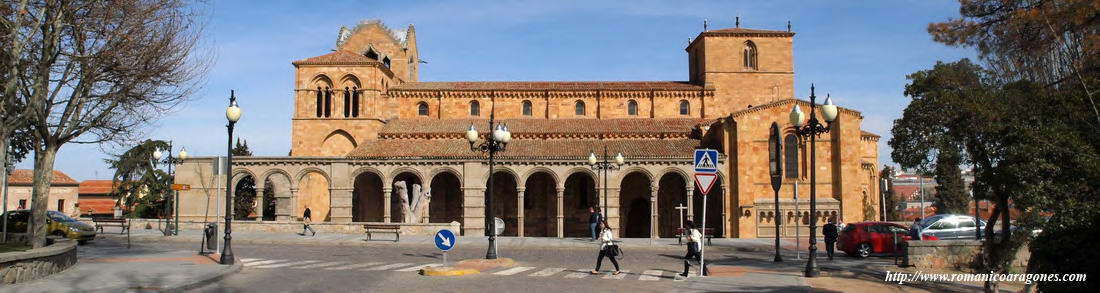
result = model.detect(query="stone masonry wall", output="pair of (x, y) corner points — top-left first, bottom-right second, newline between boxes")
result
(0, 240), (77, 284)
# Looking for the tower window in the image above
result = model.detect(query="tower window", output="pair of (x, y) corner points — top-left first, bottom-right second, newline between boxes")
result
(417, 102), (429, 116)
(679, 100), (690, 115)
(522, 100), (532, 116)
(365, 48), (379, 60)
(575, 100), (586, 116)
(324, 87), (332, 117)
(743, 41), (758, 70)
(383, 57), (391, 68)
(627, 100), (638, 116)
(351, 87), (359, 117)
(343, 87), (351, 118)
(470, 100), (480, 116)
(315, 87), (323, 118)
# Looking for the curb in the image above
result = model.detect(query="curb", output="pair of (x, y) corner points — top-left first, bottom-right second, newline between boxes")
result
(420, 266), (480, 276)
(164, 259), (243, 293)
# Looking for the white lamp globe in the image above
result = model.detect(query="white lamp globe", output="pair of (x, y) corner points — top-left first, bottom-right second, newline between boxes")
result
(226, 100), (242, 122)
(615, 153), (624, 165)
(492, 124), (505, 142)
(821, 95), (839, 122)
(153, 150), (163, 160)
(466, 124), (478, 142)
(790, 104), (805, 127)
(588, 152), (598, 165)
(179, 148), (188, 160)
(501, 124), (512, 143)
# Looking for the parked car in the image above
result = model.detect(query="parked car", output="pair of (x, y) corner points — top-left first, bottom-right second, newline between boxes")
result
(919, 214), (987, 240)
(838, 221), (939, 258)
(2, 209), (96, 244)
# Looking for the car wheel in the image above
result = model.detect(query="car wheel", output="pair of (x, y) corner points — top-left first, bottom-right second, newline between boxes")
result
(857, 243), (872, 258)
(78, 240), (88, 245)
(52, 230), (66, 237)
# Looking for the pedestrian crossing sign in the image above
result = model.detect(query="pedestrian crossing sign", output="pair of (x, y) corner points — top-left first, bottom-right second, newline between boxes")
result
(694, 149), (718, 173)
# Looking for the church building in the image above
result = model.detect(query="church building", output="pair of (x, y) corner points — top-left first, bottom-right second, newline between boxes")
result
(174, 20), (881, 239)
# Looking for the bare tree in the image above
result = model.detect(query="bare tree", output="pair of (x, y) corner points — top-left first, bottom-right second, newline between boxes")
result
(10, 0), (207, 248)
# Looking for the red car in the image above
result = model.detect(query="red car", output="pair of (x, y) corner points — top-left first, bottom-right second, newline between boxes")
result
(837, 222), (939, 258)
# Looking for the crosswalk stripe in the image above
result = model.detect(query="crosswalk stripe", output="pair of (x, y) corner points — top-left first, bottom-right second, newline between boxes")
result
(364, 263), (412, 271)
(324, 262), (383, 271)
(492, 266), (536, 275)
(395, 263), (441, 272)
(295, 261), (347, 269)
(564, 270), (590, 279)
(528, 267), (566, 277)
(243, 260), (286, 267)
(239, 258), (262, 263)
(603, 270), (630, 280)
(639, 270), (663, 281)
(253, 260), (321, 269)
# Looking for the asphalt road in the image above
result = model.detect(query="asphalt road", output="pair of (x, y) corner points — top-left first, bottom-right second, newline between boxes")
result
(176, 240), (725, 293)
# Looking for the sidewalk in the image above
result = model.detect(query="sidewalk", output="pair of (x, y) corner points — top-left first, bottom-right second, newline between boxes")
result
(1, 237), (240, 293)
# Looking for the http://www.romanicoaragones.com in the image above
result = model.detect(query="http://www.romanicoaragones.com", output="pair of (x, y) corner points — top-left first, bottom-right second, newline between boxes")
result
(885, 271), (1087, 285)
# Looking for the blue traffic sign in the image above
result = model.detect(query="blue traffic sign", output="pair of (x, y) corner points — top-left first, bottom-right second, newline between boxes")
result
(694, 149), (718, 173)
(435, 229), (456, 252)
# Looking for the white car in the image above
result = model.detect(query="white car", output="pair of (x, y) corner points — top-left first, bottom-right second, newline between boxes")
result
(919, 214), (987, 240)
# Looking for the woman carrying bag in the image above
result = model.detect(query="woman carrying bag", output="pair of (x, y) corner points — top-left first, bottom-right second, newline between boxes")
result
(590, 220), (622, 275)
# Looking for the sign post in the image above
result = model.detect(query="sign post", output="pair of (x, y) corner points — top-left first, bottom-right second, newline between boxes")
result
(768, 122), (783, 262)
(435, 229), (456, 266)
(693, 149), (718, 277)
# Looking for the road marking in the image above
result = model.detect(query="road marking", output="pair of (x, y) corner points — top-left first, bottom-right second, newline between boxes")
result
(324, 262), (383, 271)
(603, 270), (630, 280)
(528, 267), (566, 277)
(253, 260), (321, 269)
(243, 260), (286, 267)
(639, 270), (663, 281)
(239, 258), (263, 263)
(564, 270), (590, 279)
(364, 263), (412, 271)
(492, 266), (536, 275)
(396, 263), (441, 272)
(295, 261), (347, 269)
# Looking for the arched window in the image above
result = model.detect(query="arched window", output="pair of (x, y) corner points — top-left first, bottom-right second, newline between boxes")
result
(521, 100), (532, 116)
(470, 100), (480, 116)
(679, 100), (690, 115)
(365, 48), (379, 60)
(575, 100), (586, 116)
(417, 102), (429, 116)
(627, 100), (638, 116)
(351, 87), (359, 117)
(315, 87), (323, 118)
(784, 135), (799, 178)
(324, 87), (331, 117)
(383, 57), (391, 68)
(343, 87), (351, 117)
(743, 41), (758, 70)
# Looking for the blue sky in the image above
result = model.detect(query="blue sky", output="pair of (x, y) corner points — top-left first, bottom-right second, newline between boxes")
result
(17, 0), (973, 180)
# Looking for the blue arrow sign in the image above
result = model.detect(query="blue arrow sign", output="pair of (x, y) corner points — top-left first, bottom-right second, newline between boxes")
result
(694, 149), (718, 173)
(435, 229), (456, 252)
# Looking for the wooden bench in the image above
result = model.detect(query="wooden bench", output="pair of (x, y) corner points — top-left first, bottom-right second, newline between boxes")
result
(93, 218), (129, 234)
(364, 224), (400, 242)
(676, 227), (715, 246)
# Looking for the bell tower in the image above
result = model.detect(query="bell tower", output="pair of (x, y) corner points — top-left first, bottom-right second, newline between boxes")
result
(687, 21), (794, 116)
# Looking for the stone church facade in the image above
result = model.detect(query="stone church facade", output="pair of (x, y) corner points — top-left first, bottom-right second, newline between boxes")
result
(173, 20), (881, 239)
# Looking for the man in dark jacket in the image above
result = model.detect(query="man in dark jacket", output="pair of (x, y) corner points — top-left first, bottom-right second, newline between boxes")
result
(909, 218), (923, 241)
(589, 207), (602, 241)
(823, 218), (839, 260)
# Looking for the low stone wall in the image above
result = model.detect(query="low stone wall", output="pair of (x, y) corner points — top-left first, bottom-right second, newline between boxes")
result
(83, 218), (461, 236)
(0, 239), (78, 284)
(907, 240), (1030, 269)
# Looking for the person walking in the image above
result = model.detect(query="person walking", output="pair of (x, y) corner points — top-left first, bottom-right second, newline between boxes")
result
(590, 220), (621, 275)
(302, 208), (316, 236)
(909, 217), (922, 241)
(588, 207), (602, 241)
(823, 218), (838, 260)
(680, 220), (708, 277)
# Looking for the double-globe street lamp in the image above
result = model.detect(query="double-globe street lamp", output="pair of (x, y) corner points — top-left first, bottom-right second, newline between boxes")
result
(789, 84), (838, 277)
(465, 98), (512, 259)
(152, 143), (188, 236)
(221, 90), (242, 265)
(588, 147), (624, 223)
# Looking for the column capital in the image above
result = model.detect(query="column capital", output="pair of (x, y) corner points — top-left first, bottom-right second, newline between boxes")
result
(516, 187), (526, 192)
(556, 187), (565, 193)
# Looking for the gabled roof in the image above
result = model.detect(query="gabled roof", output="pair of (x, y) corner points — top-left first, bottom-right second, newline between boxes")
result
(728, 98), (862, 119)
(8, 169), (80, 186)
(389, 81), (705, 91)
(292, 50), (382, 66)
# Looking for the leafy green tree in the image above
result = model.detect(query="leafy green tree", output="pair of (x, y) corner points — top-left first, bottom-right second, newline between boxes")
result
(105, 140), (172, 219)
(881, 166), (899, 221)
(932, 145), (969, 214)
(232, 138), (252, 156)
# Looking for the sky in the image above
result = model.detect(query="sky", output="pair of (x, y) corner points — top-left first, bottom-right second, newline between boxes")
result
(15, 0), (975, 181)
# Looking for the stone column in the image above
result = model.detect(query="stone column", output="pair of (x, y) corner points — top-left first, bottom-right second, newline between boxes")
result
(382, 186), (392, 223)
(516, 187), (526, 237)
(650, 183), (659, 239)
(278, 187), (297, 222)
(462, 187), (486, 236)
(686, 186), (695, 222)
(556, 187), (565, 238)
(255, 186), (265, 222)
(606, 187), (621, 238)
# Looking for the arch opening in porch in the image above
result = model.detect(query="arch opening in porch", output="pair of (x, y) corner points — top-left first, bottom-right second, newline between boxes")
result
(619, 172), (651, 238)
(390, 172), (422, 223)
(352, 171), (384, 222)
(298, 171), (331, 222)
(692, 174), (724, 236)
(658, 172), (688, 238)
(487, 171), (518, 236)
(563, 172), (597, 238)
(429, 171), (463, 226)
(523, 172), (557, 237)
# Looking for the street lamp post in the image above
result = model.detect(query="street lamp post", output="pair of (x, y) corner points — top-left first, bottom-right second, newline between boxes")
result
(176, 148), (187, 235)
(153, 142), (185, 236)
(789, 84), (839, 278)
(221, 90), (242, 265)
(588, 146), (624, 221)
(465, 95), (511, 259)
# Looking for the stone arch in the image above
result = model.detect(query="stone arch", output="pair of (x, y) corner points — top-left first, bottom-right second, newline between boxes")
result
(481, 166), (520, 184)
(349, 166), (387, 188)
(390, 169), (424, 223)
(297, 169), (332, 222)
(339, 74), (361, 87)
(321, 129), (357, 157)
(389, 167), (424, 185)
(658, 167), (692, 189)
(487, 170), (519, 236)
(230, 169), (258, 220)
(230, 168), (256, 188)
(310, 74), (334, 86)
(614, 166), (654, 185)
(562, 171), (598, 237)
(561, 167), (599, 189)
(294, 167), (331, 189)
(521, 167), (560, 186)
(429, 171), (463, 226)
(619, 171), (652, 238)
(523, 170), (558, 237)
(657, 171), (690, 238)
(260, 169), (292, 221)
(428, 167), (462, 183)
(352, 170), (384, 222)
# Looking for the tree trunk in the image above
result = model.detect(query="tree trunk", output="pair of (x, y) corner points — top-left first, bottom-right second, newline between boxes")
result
(30, 144), (58, 248)
(983, 204), (1002, 293)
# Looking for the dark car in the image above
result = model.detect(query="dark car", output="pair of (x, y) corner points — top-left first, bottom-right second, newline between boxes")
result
(837, 221), (939, 258)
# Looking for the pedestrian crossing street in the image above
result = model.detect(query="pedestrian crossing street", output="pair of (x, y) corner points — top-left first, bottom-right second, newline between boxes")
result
(239, 258), (683, 281)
